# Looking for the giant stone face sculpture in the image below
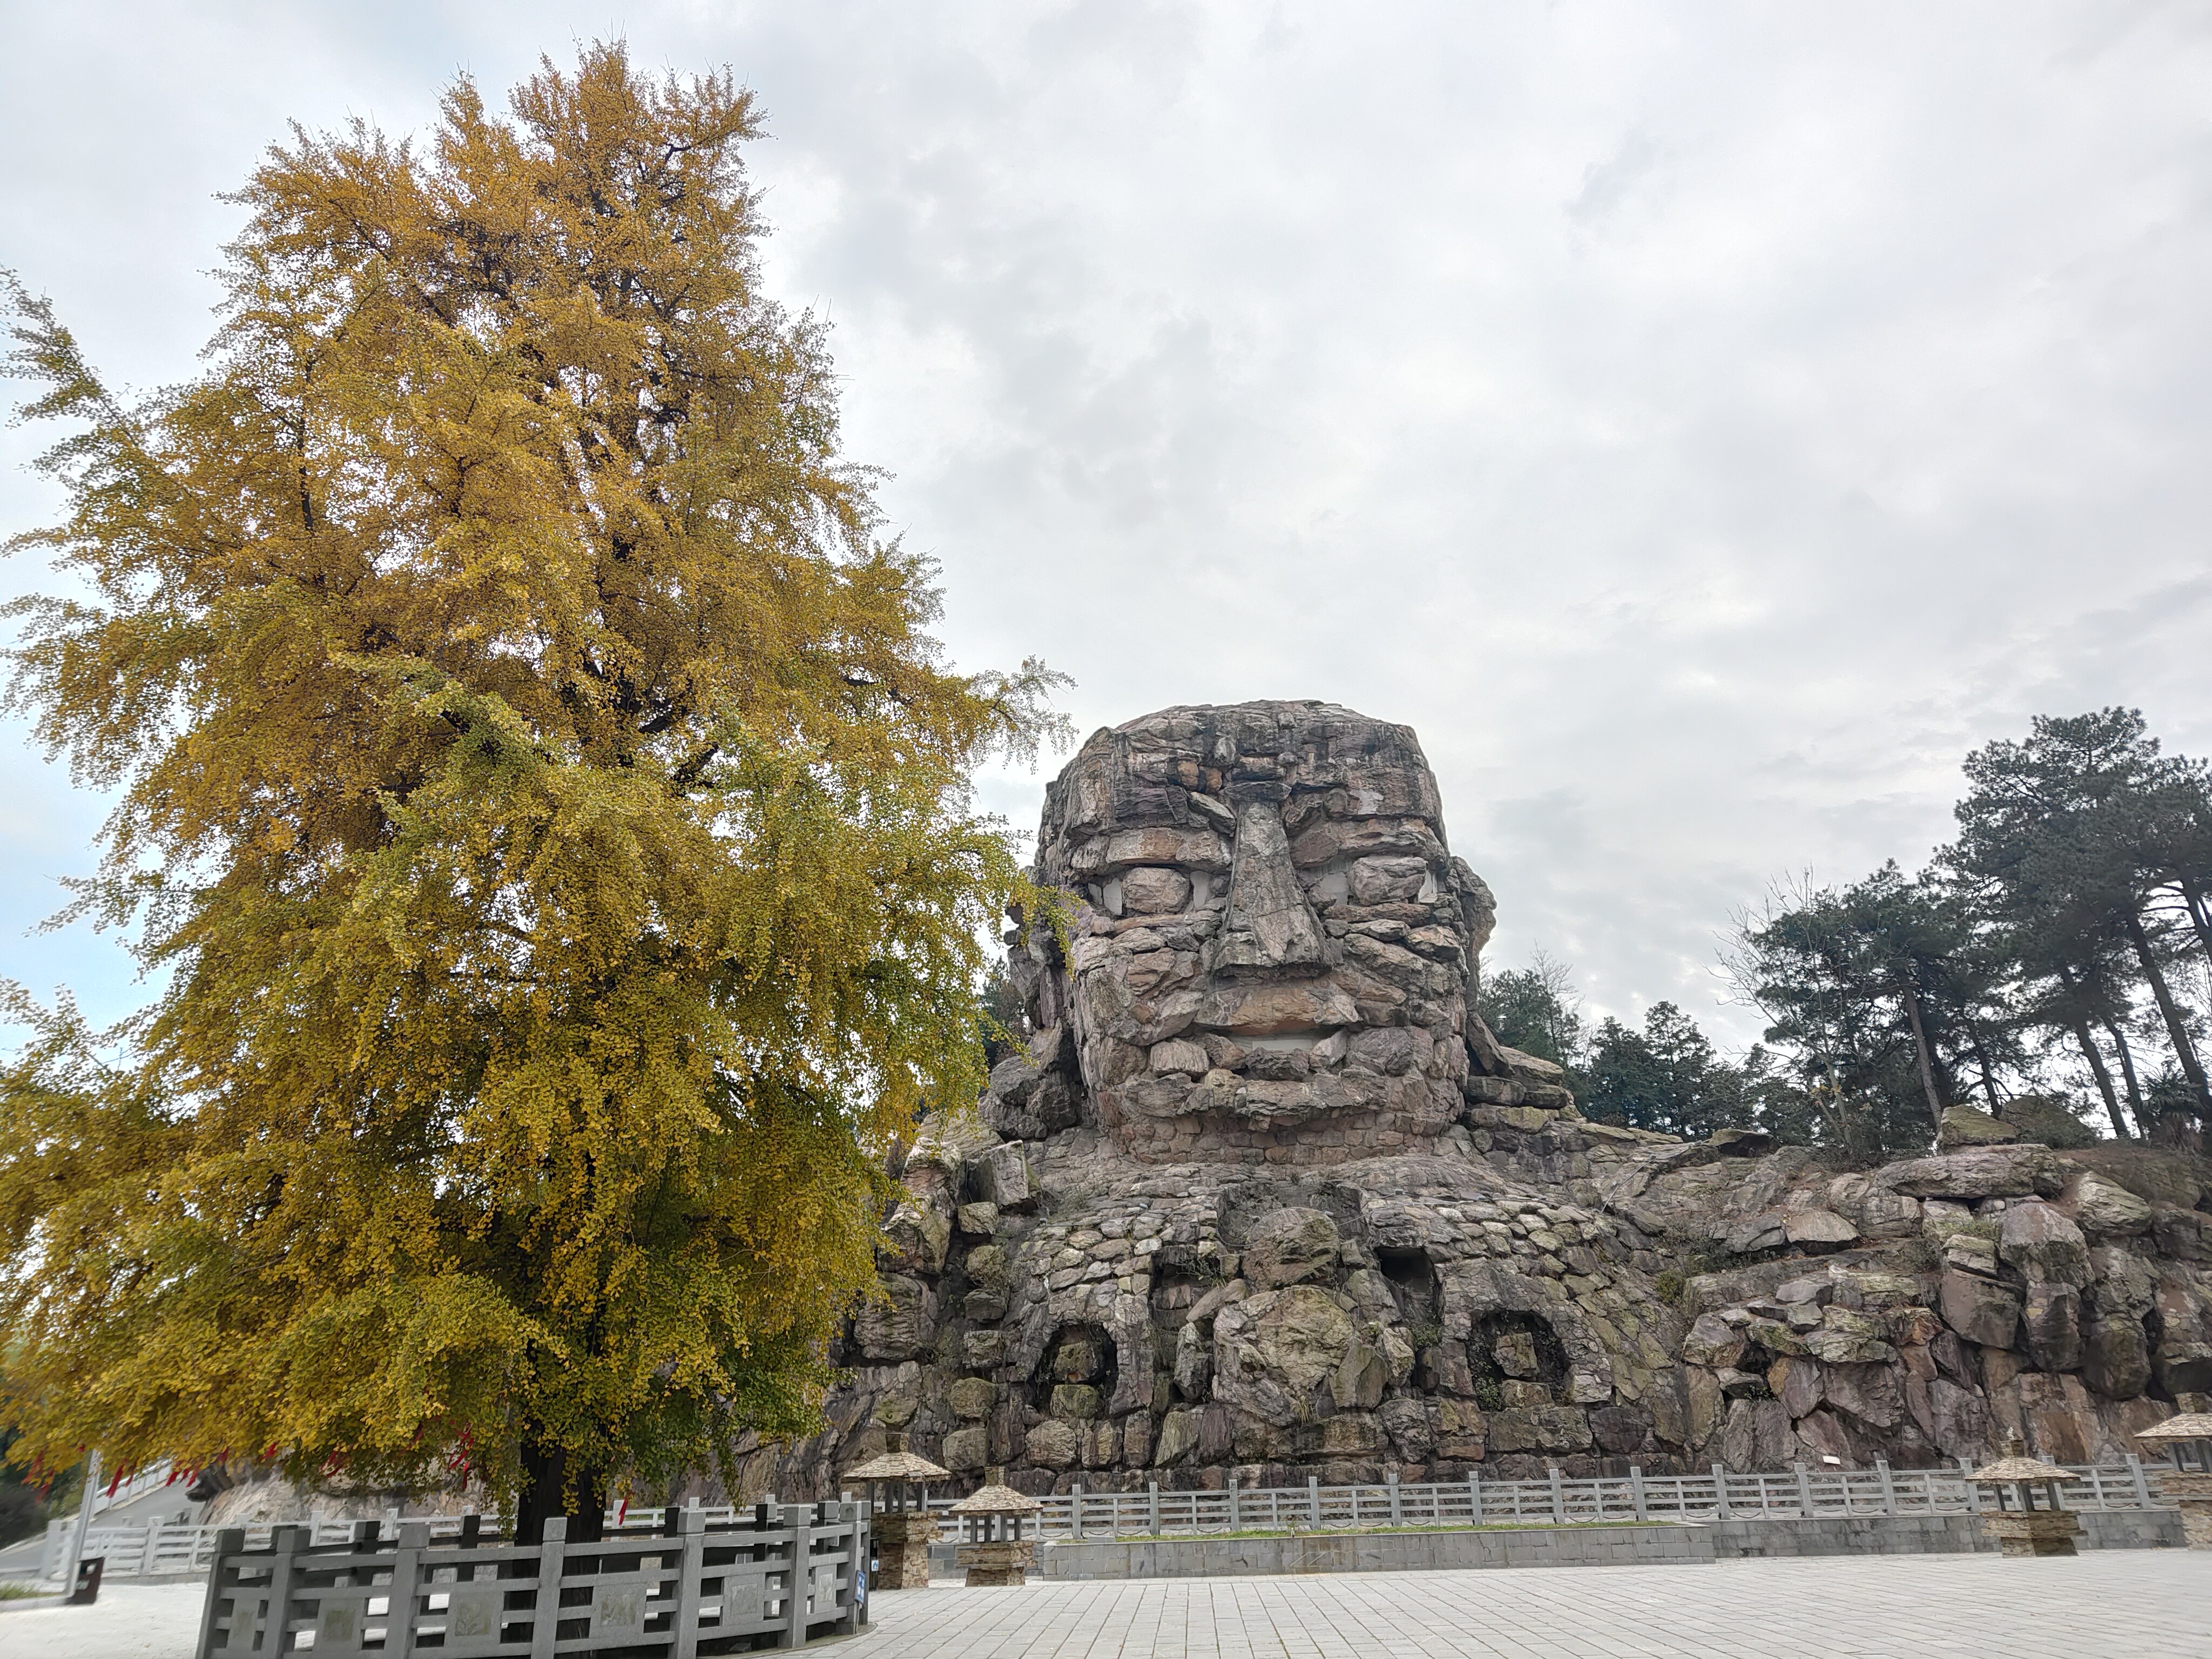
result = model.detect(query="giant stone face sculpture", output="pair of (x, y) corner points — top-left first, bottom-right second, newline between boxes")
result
(1011, 702), (1508, 1164)
(751, 700), (2212, 1505)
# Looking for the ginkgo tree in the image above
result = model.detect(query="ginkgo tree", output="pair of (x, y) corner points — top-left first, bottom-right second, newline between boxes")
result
(0, 43), (1063, 1540)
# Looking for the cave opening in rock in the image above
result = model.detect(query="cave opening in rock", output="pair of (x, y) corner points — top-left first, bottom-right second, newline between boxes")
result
(1150, 1264), (1206, 1320)
(2144, 1303), (2171, 1401)
(1031, 1322), (1119, 1418)
(1377, 1246), (1441, 1340)
(1468, 1311), (1570, 1407)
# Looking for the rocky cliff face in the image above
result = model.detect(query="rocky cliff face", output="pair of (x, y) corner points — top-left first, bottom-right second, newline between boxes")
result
(761, 702), (2212, 1499)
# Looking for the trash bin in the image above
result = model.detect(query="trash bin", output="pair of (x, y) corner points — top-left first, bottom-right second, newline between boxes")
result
(67, 1555), (104, 1605)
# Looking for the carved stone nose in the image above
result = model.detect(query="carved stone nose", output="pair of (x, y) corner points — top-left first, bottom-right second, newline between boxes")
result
(1210, 803), (1327, 976)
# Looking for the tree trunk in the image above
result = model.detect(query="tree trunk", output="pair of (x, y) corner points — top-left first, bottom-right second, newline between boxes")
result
(2124, 913), (2212, 1118)
(515, 1442), (606, 1547)
(1809, 1061), (1851, 1156)
(2179, 875), (2212, 968)
(2052, 963), (2127, 1137)
(2105, 1017), (2151, 1135)
(1966, 1025), (2003, 1112)
(1899, 977), (1945, 1121)
(2068, 1019), (2130, 1138)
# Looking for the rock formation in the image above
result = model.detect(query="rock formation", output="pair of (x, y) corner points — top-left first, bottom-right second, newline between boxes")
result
(763, 701), (2212, 1498)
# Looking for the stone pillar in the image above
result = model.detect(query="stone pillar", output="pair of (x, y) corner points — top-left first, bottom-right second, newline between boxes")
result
(955, 1528), (1036, 1587)
(2162, 1469), (2212, 1550)
(1982, 1510), (2083, 1557)
(870, 1510), (935, 1590)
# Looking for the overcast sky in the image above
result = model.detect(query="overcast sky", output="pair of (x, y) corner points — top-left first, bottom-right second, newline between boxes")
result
(3, 2), (2209, 1047)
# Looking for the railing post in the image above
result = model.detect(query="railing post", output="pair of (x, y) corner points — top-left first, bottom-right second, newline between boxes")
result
(1711, 1465), (1731, 1522)
(1228, 1475), (1240, 1530)
(1629, 1467), (1647, 1522)
(262, 1525), (307, 1658)
(193, 1527), (247, 1659)
(1148, 1481), (1161, 1536)
(1071, 1480), (1083, 1541)
(785, 1506), (815, 1649)
(673, 1509), (706, 1659)
(2129, 1453), (2153, 1508)
(834, 1502), (861, 1634)
(1547, 1465), (1566, 1525)
(1307, 1476), (1320, 1529)
(1388, 1472), (1401, 1527)
(1794, 1462), (1814, 1518)
(2087, 1465), (2106, 1509)
(59, 1448), (102, 1601)
(385, 1521), (428, 1658)
(1111, 1491), (1122, 1539)
(1469, 1474), (1482, 1525)
(531, 1517), (567, 1659)
(1958, 1459), (1980, 1515)
(1876, 1460), (1897, 1516)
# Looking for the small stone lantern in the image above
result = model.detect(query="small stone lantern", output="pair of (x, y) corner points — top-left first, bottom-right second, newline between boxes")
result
(844, 1435), (949, 1590)
(2133, 1412), (2212, 1550)
(948, 1468), (1040, 1587)
(1970, 1438), (2082, 1557)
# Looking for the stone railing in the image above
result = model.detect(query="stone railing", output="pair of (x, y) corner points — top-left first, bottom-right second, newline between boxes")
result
(918, 1458), (2173, 1538)
(31, 1498), (849, 1587)
(188, 1503), (866, 1659)
(89, 1457), (181, 1514)
(26, 1458), (2177, 1586)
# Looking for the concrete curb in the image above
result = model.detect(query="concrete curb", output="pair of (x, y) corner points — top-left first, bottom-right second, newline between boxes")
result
(0, 1594), (70, 1613)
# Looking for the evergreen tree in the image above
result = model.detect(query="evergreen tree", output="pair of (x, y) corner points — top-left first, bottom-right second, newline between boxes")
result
(1947, 710), (2211, 1128)
(1474, 947), (1586, 1076)
(1725, 865), (1995, 1157)
(1583, 1002), (1748, 1139)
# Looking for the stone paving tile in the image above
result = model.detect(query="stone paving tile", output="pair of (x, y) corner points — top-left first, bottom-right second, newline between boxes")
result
(865, 1554), (2211, 1659)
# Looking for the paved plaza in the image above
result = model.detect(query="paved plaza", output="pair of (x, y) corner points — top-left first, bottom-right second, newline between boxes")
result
(869, 1555), (2203, 1659)
(2, 1553), (2204, 1658)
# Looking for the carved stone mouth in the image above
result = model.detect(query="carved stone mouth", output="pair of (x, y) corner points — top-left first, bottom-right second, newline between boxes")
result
(1192, 980), (1360, 1037)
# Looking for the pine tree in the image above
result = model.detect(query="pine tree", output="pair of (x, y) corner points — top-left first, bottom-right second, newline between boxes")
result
(1948, 710), (2212, 1129)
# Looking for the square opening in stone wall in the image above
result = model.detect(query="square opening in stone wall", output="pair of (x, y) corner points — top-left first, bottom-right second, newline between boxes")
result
(1376, 1246), (1441, 1338)
(1031, 1323), (1119, 1420)
(1469, 1311), (1570, 1409)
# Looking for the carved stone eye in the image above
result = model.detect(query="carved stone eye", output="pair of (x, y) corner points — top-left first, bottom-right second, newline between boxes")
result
(1120, 867), (1192, 915)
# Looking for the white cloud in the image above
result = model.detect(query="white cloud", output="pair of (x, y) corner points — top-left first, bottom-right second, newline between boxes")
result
(3, 1), (2208, 1043)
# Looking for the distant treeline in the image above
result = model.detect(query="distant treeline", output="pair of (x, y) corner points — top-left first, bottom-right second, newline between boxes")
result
(1477, 709), (2212, 1158)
